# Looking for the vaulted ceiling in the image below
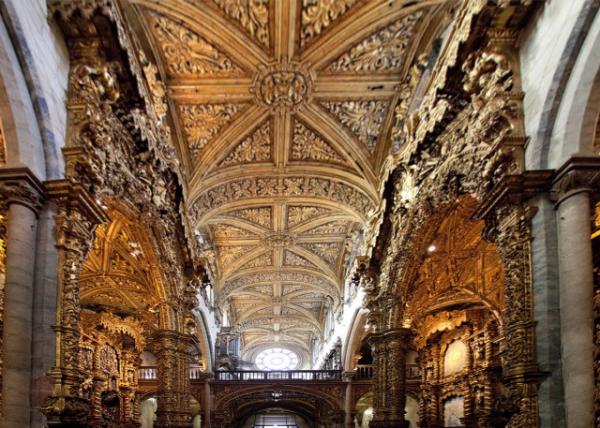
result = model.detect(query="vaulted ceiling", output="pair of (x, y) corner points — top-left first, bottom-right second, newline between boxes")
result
(125, 0), (449, 360)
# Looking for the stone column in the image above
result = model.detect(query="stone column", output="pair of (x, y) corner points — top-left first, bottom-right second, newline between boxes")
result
(0, 169), (44, 428)
(41, 180), (108, 427)
(343, 372), (354, 428)
(154, 330), (193, 428)
(551, 158), (600, 427)
(202, 376), (211, 428)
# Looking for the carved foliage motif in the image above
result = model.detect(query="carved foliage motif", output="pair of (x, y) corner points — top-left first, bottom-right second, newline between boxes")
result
(220, 121), (271, 167)
(240, 251), (273, 269)
(284, 250), (316, 268)
(291, 121), (343, 164)
(211, 0), (270, 48)
(192, 177), (374, 219)
(287, 206), (330, 227)
(300, 0), (359, 47)
(229, 206), (272, 228)
(322, 100), (388, 152)
(302, 242), (340, 266)
(219, 245), (251, 265)
(149, 13), (242, 76)
(179, 103), (247, 157)
(327, 12), (422, 72)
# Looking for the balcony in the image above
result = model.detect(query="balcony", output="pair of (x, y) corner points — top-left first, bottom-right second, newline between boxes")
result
(213, 370), (342, 381)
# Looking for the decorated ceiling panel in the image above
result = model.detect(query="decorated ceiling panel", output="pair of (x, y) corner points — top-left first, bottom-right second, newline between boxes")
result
(129, 0), (445, 359)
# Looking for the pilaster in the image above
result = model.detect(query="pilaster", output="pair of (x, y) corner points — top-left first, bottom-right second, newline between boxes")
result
(41, 180), (108, 427)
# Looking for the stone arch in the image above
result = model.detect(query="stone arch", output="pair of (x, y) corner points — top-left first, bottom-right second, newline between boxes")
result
(343, 308), (369, 370)
(524, 2), (600, 169)
(0, 1), (69, 179)
(545, 8), (600, 168)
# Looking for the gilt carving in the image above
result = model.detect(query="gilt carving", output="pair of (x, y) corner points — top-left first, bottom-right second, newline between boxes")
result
(327, 12), (422, 72)
(252, 62), (312, 111)
(300, 0), (359, 47)
(322, 100), (388, 152)
(221, 120), (272, 167)
(211, 0), (270, 48)
(179, 103), (247, 157)
(292, 121), (343, 164)
(149, 13), (242, 77)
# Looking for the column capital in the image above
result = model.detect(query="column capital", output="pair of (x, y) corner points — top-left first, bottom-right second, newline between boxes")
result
(551, 156), (600, 205)
(0, 167), (45, 214)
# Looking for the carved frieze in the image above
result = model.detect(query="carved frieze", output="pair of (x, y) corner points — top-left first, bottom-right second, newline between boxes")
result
(191, 177), (374, 220)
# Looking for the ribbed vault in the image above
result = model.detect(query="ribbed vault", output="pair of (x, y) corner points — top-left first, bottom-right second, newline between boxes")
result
(124, 0), (449, 360)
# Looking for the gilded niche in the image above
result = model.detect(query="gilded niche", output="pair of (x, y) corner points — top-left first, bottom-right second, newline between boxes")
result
(252, 62), (312, 111)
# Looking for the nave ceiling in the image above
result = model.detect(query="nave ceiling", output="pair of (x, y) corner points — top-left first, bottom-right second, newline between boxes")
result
(120, 0), (452, 358)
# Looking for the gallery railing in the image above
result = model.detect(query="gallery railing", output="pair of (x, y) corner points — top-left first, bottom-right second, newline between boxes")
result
(213, 370), (343, 381)
(138, 365), (421, 382)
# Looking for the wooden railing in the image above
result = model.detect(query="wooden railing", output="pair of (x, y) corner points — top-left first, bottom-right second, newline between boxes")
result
(213, 370), (342, 381)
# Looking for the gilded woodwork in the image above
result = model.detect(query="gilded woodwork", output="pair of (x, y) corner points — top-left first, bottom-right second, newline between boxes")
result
(44, 2), (204, 424)
(360, 1), (543, 427)
(41, 2), (552, 427)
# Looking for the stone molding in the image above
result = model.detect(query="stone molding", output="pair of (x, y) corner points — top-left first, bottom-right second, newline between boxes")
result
(551, 156), (600, 205)
(0, 167), (46, 214)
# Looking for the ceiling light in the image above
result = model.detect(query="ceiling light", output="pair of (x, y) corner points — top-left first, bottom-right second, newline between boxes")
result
(427, 244), (436, 253)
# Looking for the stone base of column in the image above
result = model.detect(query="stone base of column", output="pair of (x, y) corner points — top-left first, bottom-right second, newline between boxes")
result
(42, 395), (91, 427)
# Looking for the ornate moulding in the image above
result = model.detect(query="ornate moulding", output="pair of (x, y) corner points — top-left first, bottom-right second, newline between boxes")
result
(251, 61), (313, 112)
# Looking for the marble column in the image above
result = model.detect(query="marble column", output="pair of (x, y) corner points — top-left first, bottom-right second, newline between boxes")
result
(0, 170), (44, 428)
(552, 158), (600, 428)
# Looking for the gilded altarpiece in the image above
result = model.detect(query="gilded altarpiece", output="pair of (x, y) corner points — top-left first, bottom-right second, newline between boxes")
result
(43, 2), (202, 426)
(362, 1), (545, 427)
(79, 312), (145, 427)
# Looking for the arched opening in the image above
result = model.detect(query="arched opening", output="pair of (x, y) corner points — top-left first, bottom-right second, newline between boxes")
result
(139, 396), (157, 428)
(241, 408), (312, 428)
(402, 198), (506, 426)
